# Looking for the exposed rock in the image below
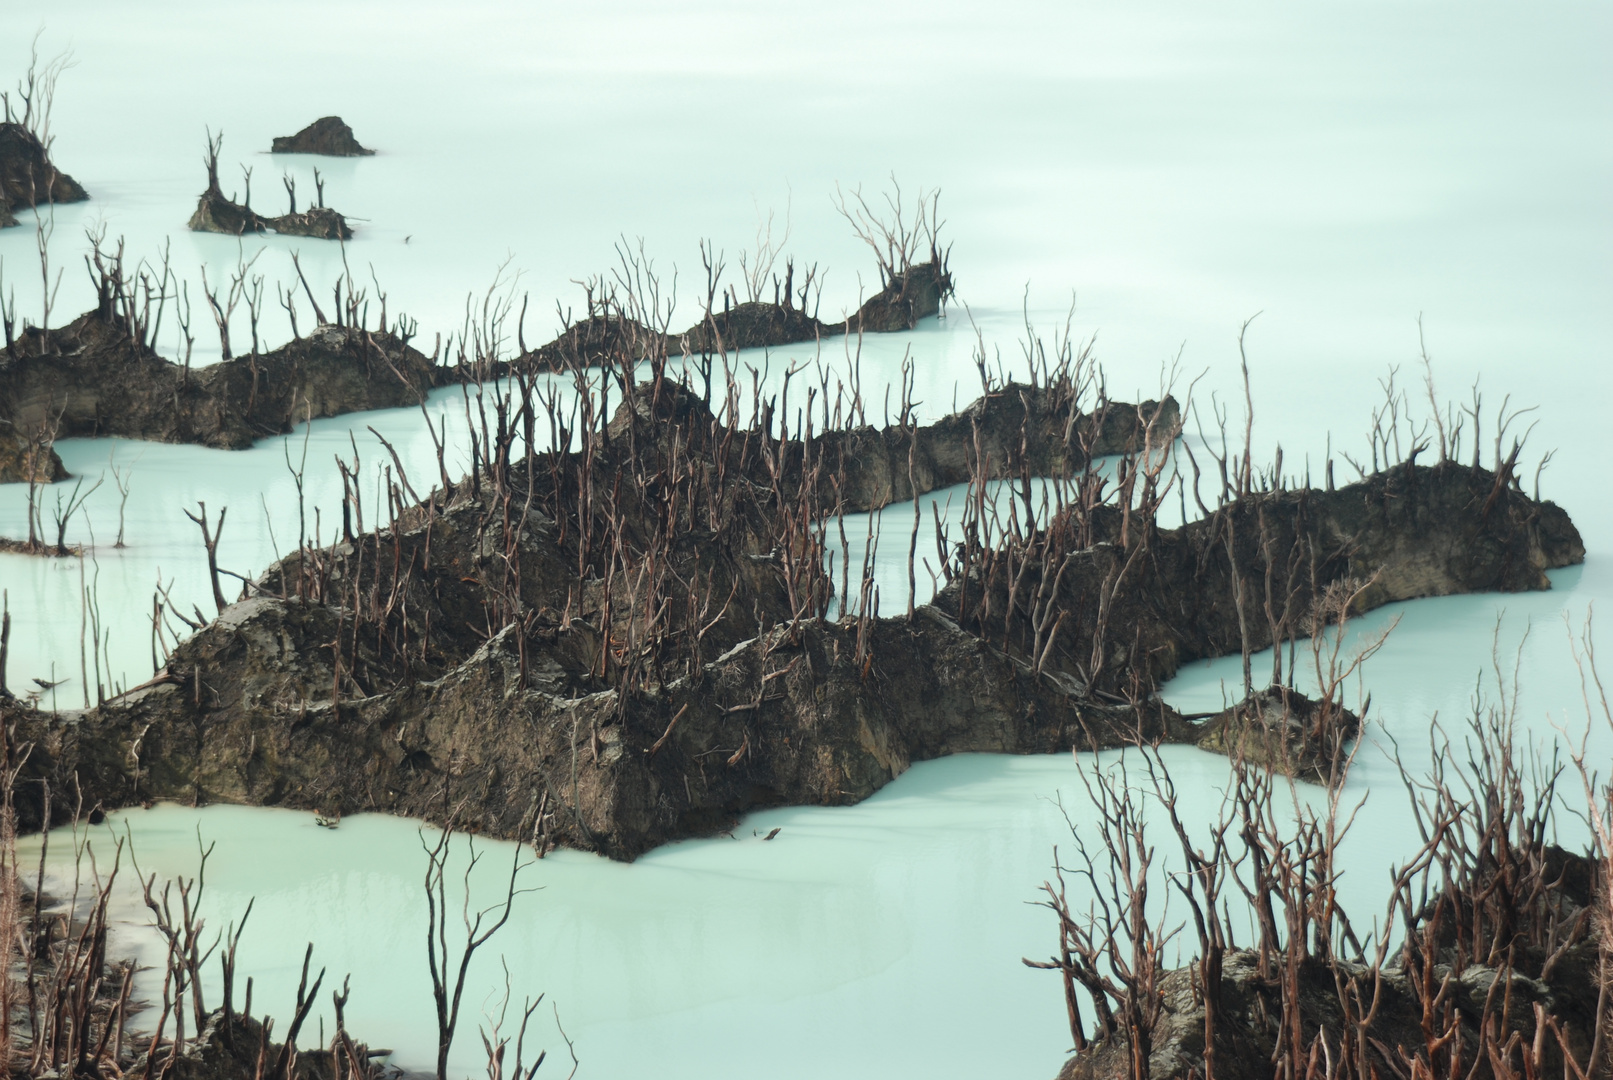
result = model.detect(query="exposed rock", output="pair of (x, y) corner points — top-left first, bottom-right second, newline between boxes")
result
(0, 121), (88, 209)
(502, 255), (956, 375)
(187, 187), (268, 236)
(839, 258), (953, 333)
(271, 116), (374, 157)
(132, 1005), (381, 1080)
(0, 598), (1192, 859)
(0, 311), (436, 455)
(521, 313), (663, 371)
(0, 429), (66, 484)
(679, 300), (834, 353)
(189, 131), (353, 238)
(268, 205), (352, 240)
(1193, 685), (1361, 784)
(0, 379), (1581, 858)
(801, 387), (1180, 513)
(934, 460), (1585, 701)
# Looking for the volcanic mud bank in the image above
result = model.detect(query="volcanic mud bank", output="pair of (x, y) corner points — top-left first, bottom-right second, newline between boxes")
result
(1033, 704), (1610, 1080)
(188, 133), (354, 240)
(0, 250), (949, 482)
(0, 119), (87, 230)
(506, 257), (953, 376)
(0, 356), (1582, 858)
(271, 115), (374, 157)
(0, 311), (435, 452)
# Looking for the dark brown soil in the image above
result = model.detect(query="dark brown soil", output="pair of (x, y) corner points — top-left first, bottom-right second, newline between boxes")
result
(501, 256), (957, 376)
(835, 259), (953, 333)
(0, 312), (436, 453)
(680, 301), (834, 353)
(1055, 898), (1606, 1080)
(269, 206), (352, 239)
(0, 121), (88, 210)
(0, 383), (1581, 860)
(187, 188), (268, 235)
(271, 117), (374, 157)
(0, 429), (65, 484)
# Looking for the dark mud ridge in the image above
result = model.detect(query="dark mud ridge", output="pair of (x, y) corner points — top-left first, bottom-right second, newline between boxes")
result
(189, 186), (353, 240)
(189, 130), (353, 238)
(0, 313), (434, 458)
(0, 368), (1581, 859)
(0, 427), (65, 485)
(271, 116), (374, 157)
(0, 120), (87, 230)
(1, 252), (953, 482)
(511, 258), (954, 376)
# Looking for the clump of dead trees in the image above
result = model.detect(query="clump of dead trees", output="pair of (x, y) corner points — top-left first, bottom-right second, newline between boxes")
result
(0, 722), (575, 1080)
(0, 34), (88, 226)
(188, 131), (353, 240)
(1027, 620), (1610, 1079)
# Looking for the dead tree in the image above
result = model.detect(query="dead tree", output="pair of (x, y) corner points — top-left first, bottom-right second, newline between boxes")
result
(421, 807), (540, 1080)
(183, 502), (229, 614)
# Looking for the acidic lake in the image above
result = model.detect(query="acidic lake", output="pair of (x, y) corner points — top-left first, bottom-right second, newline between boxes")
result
(2, 2), (1611, 1077)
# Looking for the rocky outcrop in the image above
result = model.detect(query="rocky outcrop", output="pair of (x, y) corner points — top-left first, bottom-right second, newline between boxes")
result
(0, 375), (1581, 858)
(269, 206), (352, 240)
(271, 117), (374, 157)
(187, 187), (269, 235)
(933, 459), (1585, 703)
(0, 431), (66, 484)
(0, 598), (1193, 858)
(0, 313), (436, 453)
(680, 300), (833, 353)
(501, 255), (956, 375)
(0, 121), (87, 210)
(1055, 920), (1604, 1080)
(1192, 685), (1361, 784)
(521, 313), (664, 372)
(187, 189), (353, 240)
(841, 258), (953, 332)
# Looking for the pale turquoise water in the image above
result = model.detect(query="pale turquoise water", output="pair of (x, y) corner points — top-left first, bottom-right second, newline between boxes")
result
(4, 1), (1611, 1076)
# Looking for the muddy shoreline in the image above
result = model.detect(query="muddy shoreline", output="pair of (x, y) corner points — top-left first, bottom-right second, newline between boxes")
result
(0, 371), (1581, 859)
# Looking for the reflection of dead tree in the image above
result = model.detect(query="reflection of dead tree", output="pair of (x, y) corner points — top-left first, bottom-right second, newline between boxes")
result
(110, 456), (133, 547)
